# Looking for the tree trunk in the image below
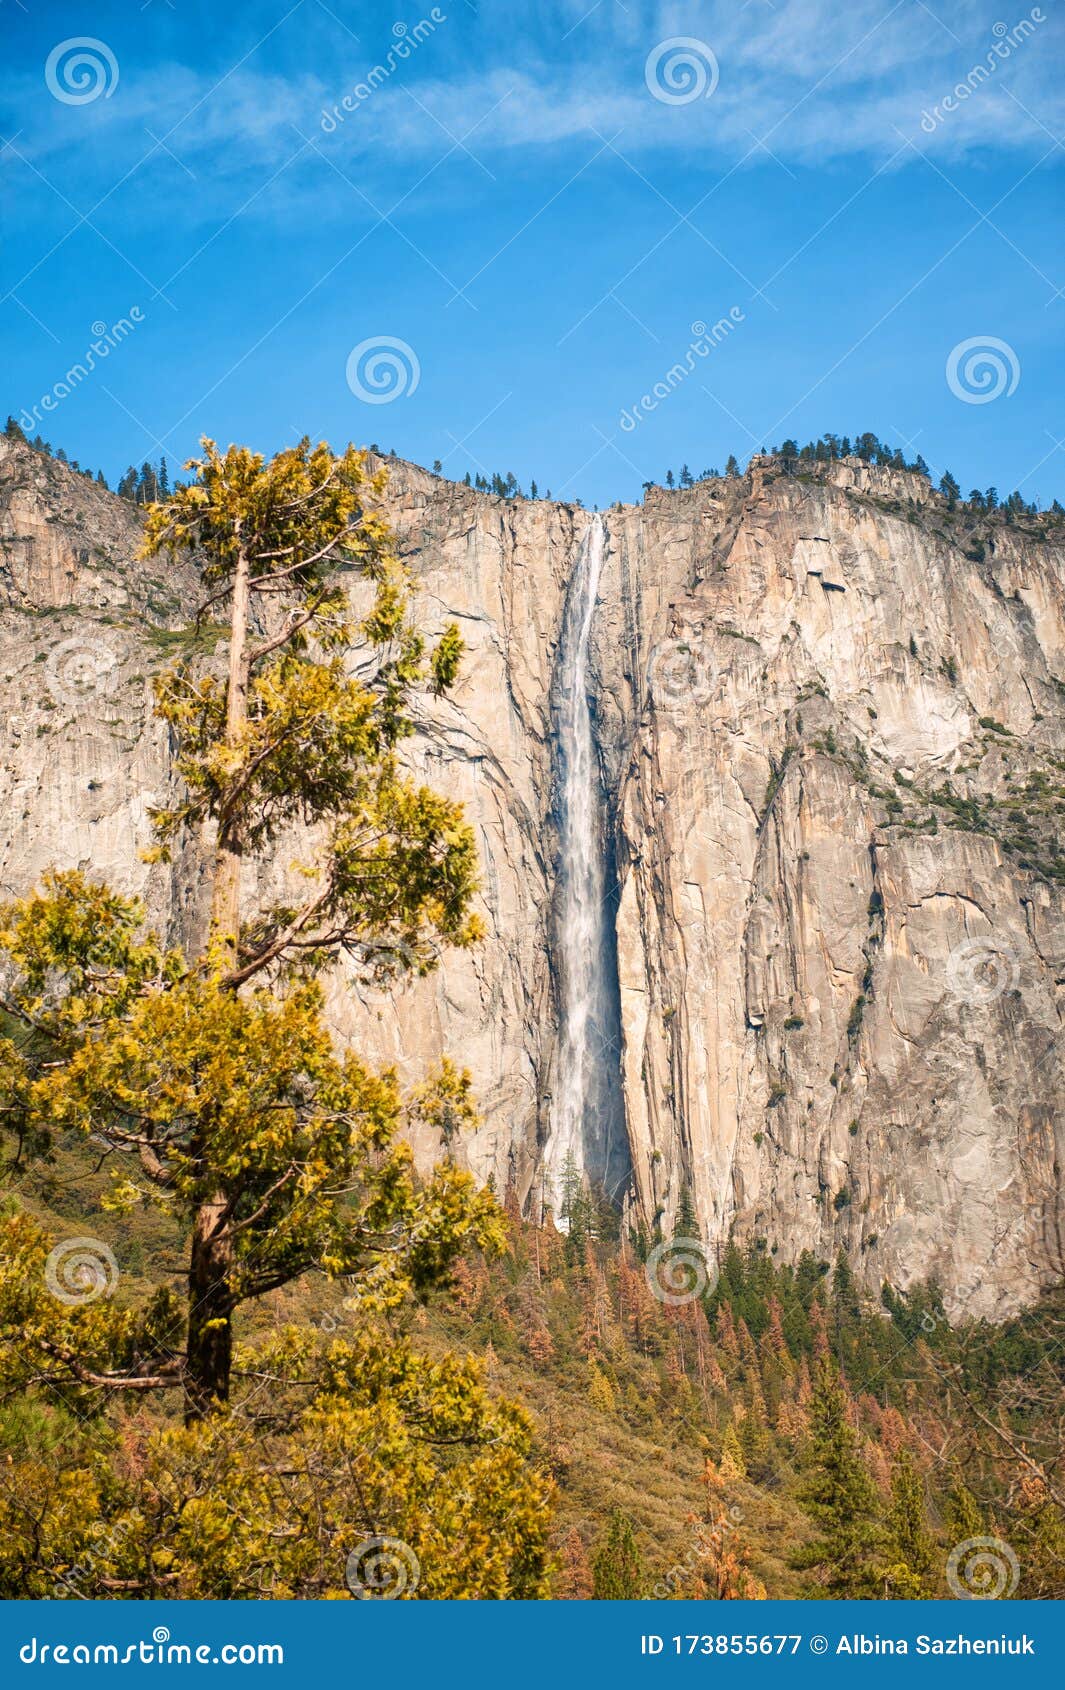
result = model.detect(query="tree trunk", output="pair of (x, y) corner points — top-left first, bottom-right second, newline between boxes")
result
(187, 539), (249, 1421)
(184, 1189), (233, 1424)
(209, 538), (250, 967)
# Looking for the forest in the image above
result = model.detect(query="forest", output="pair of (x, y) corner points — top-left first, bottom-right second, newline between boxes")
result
(0, 432), (1061, 1601)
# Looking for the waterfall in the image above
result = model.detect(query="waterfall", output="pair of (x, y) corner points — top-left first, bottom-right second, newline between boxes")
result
(547, 514), (629, 1221)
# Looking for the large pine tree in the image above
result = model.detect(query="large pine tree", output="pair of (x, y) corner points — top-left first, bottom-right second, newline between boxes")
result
(792, 1362), (887, 1596)
(0, 437), (553, 1597)
(592, 1508), (646, 1598)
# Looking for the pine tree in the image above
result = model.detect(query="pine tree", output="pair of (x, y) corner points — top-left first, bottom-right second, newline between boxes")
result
(692, 1461), (767, 1599)
(725, 453), (740, 477)
(137, 460), (155, 503)
(719, 1421), (747, 1480)
(945, 1480), (983, 1544)
(1, 439), (483, 1422)
(664, 469), (675, 489)
(0, 438), (555, 1598)
(559, 1149), (593, 1251)
(716, 1300), (740, 1358)
(792, 1363), (886, 1596)
(589, 1363), (616, 1414)
(741, 1385), (774, 1482)
(558, 1527), (593, 1598)
(809, 1298), (830, 1360)
(884, 1450), (937, 1597)
(673, 1183), (697, 1238)
(765, 1294), (791, 1364)
(795, 1353), (813, 1406)
(592, 1509), (645, 1598)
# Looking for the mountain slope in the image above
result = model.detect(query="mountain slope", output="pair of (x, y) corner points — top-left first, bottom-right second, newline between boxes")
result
(1, 435), (1062, 1315)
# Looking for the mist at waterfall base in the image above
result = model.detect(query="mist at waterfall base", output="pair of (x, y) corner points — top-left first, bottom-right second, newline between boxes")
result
(546, 516), (631, 1226)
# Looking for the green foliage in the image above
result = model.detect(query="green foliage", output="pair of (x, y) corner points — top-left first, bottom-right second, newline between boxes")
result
(140, 438), (481, 984)
(431, 622), (464, 695)
(592, 1508), (646, 1598)
(0, 437), (555, 1595)
(2, 429), (1063, 1599)
(792, 1363), (886, 1596)
(945, 1481), (982, 1543)
(885, 1450), (936, 1598)
(673, 1183), (697, 1239)
(0, 1213), (553, 1598)
(767, 436), (1057, 523)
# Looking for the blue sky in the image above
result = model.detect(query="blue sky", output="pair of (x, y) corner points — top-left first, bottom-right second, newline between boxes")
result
(2, 0), (1063, 506)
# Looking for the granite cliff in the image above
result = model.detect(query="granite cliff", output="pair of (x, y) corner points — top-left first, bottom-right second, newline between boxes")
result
(2, 435), (1062, 1316)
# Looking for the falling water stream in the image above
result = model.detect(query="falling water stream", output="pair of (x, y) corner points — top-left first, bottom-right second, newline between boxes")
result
(547, 514), (629, 1219)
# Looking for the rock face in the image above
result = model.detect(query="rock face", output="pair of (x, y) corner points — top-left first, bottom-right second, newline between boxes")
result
(2, 436), (1063, 1316)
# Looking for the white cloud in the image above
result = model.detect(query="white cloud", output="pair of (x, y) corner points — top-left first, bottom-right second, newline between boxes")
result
(5, 0), (1061, 203)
